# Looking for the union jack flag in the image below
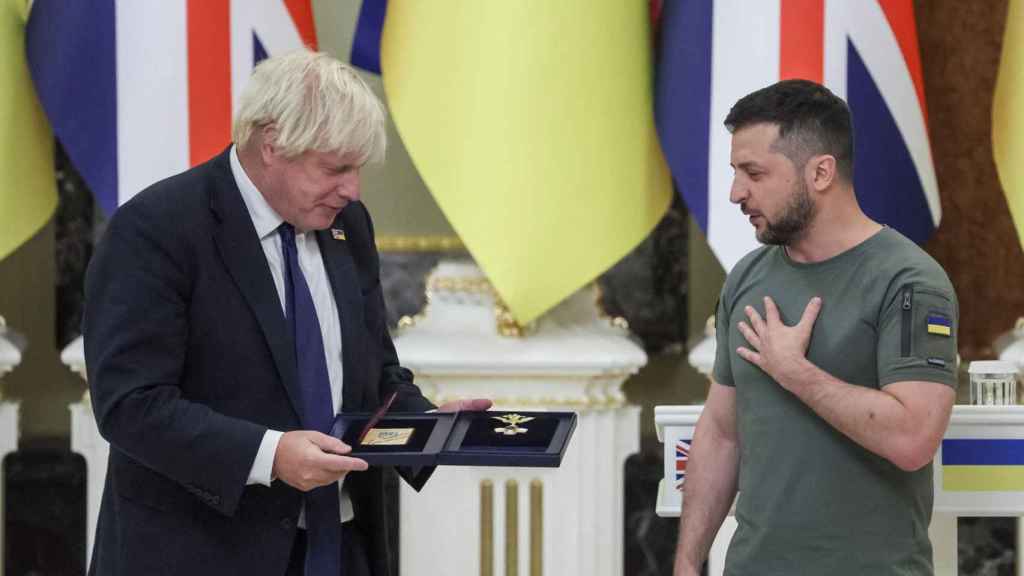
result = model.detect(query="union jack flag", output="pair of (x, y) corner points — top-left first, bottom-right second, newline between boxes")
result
(655, 0), (939, 271)
(26, 0), (318, 215)
(675, 439), (691, 490)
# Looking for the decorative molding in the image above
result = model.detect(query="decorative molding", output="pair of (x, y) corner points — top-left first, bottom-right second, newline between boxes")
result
(481, 479), (494, 576)
(426, 395), (627, 410)
(396, 260), (644, 576)
(405, 269), (631, 338)
(505, 479), (519, 576)
(530, 480), (543, 576)
(0, 316), (25, 395)
(376, 235), (465, 253)
(60, 335), (88, 382)
(687, 315), (717, 376)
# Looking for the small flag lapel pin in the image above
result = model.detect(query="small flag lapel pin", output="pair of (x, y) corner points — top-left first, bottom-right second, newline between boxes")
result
(331, 228), (346, 241)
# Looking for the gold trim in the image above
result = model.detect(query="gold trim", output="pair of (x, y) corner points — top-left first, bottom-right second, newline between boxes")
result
(706, 314), (717, 337)
(530, 479), (542, 576)
(376, 235), (465, 253)
(396, 312), (426, 331)
(426, 392), (629, 409)
(423, 276), (533, 338)
(494, 298), (530, 338)
(427, 276), (494, 296)
(591, 283), (630, 331)
(609, 316), (630, 331)
(481, 480), (494, 576)
(0, 315), (5, 400)
(421, 370), (637, 382)
(506, 479), (519, 576)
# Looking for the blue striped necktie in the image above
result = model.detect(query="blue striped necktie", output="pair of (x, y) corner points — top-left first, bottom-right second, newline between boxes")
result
(279, 223), (343, 575)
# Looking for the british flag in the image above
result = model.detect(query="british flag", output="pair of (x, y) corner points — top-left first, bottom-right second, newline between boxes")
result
(26, 0), (318, 215)
(656, 0), (938, 271)
(675, 438), (691, 490)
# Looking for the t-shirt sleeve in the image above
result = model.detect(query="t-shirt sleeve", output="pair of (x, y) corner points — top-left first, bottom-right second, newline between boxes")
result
(712, 293), (735, 387)
(876, 280), (959, 388)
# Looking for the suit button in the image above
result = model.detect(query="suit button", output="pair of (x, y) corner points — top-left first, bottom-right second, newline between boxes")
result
(280, 518), (294, 531)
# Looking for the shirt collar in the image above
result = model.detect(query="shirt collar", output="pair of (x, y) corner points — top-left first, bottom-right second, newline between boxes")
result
(229, 145), (284, 240)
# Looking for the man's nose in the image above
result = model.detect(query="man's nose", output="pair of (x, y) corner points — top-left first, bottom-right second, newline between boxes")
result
(729, 177), (747, 205)
(339, 172), (361, 201)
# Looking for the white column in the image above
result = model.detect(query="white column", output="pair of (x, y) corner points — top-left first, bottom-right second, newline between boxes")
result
(61, 335), (108, 570)
(0, 317), (25, 576)
(395, 261), (645, 576)
(0, 403), (18, 576)
(928, 513), (957, 576)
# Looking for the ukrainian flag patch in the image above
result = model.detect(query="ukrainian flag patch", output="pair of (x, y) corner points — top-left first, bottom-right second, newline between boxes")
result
(926, 313), (951, 336)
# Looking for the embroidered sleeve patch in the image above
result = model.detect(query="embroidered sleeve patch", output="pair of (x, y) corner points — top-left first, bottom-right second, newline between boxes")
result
(927, 313), (952, 336)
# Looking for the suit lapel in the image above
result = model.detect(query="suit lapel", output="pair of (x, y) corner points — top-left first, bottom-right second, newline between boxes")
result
(316, 220), (367, 412)
(208, 150), (302, 421)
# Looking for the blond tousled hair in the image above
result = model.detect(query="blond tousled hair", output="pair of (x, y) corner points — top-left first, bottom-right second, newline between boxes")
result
(233, 50), (387, 163)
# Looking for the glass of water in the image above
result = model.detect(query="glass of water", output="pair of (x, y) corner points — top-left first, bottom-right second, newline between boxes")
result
(968, 361), (1019, 405)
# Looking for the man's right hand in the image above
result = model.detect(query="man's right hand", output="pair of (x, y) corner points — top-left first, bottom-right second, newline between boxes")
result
(272, 430), (368, 492)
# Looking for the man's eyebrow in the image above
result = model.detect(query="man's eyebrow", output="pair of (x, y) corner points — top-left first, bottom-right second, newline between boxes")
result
(323, 159), (356, 170)
(734, 161), (763, 171)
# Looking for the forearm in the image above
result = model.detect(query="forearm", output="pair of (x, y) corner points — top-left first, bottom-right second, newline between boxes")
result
(782, 359), (941, 470)
(674, 427), (739, 574)
(94, 382), (266, 490)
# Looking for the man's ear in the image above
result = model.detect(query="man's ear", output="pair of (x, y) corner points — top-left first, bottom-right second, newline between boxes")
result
(808, 154), (837, 192)
(259, 125), (280, 166)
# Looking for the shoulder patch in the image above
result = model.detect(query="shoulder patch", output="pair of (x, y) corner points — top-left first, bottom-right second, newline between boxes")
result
(926, 312), (952, 336)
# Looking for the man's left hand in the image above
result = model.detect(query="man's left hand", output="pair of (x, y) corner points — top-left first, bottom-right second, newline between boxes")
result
(736, 296), (821, 389)
(437, 398), (493, 412)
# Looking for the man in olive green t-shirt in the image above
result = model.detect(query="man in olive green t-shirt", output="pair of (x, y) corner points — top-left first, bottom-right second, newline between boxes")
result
(673, 80), (958, 576)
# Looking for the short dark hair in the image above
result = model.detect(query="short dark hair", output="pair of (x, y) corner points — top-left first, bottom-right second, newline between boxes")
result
(724, 79), (854, 181)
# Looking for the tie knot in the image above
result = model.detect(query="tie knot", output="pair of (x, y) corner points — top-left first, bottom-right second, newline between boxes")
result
(278, 222), (296, 247)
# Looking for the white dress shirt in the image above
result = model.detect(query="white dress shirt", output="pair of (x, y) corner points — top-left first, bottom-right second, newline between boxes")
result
(230, 146), (354, 523)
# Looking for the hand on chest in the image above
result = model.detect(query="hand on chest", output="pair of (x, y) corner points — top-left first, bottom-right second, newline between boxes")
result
(730, 288), (878, 386)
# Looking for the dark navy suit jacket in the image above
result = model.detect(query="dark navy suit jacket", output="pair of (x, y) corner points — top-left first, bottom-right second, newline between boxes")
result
(83, 148), (433, 576)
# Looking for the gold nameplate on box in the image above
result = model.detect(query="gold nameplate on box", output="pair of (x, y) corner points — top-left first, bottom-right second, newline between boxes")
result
(362, 428), (415, 446)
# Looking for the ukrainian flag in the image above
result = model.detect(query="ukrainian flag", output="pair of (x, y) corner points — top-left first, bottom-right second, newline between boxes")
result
(993, 0), (1024, 251)
(0, 0), (56, 261)
(926, 314), (952, 337)
(380, 1), (672, 324)
(941, 439), (1024, 492)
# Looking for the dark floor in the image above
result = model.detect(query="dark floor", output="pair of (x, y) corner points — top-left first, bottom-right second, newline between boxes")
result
(5, 444), (86, 576)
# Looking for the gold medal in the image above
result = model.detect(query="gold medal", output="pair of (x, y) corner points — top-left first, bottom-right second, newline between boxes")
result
(493, 414), (534, 436)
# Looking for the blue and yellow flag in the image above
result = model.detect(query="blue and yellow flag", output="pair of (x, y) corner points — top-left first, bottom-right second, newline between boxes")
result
(380, 1), (672, 324)
(942, 439), (1024, 492)
(926, 313), (952, 337)
(994, 0), (1024, 252)
(0, 0), (56, 261)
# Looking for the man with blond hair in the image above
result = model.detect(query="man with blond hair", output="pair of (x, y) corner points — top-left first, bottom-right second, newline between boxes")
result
(84, 51), (488, 576)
